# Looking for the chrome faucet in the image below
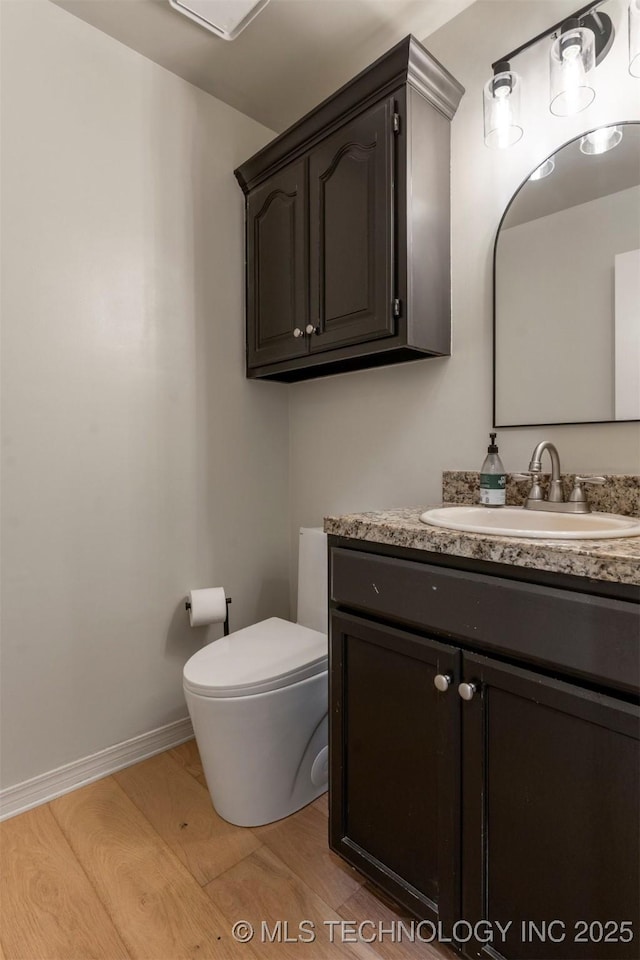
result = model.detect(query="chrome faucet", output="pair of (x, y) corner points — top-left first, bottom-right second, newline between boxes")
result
(516, 441), (605, 514)
(528, 441), (563, 503)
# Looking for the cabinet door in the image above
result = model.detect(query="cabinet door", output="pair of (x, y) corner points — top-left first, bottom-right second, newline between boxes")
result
(330, 611), (461, 925)
(309, 98), (395, 351)
(461, 651), (640, 960)
(246, 160), (308, 368)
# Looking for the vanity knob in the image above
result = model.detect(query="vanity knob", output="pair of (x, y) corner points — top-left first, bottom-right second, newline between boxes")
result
(305, 324), (319, 336)
(458, 681), (478, 702)
(293, 327), (304, 339)
(434, 673), (453, 693)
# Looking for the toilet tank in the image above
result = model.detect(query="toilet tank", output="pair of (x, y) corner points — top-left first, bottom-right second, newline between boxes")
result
(296, 528), (327, 635)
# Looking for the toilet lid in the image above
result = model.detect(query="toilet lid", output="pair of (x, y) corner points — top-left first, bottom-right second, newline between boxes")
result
(183, 617), (327, 698)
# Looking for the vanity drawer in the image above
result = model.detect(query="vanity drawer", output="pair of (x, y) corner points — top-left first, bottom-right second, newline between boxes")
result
(330, 547), (640, 695)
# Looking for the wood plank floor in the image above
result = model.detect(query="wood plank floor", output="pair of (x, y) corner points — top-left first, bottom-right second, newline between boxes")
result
(0, 741), (455, 960)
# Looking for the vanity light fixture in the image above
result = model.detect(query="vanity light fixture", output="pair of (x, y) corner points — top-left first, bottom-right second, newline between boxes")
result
(167, 0), (270, 40)
(484, 1), (615, 148)
(549, 19), (596, 116)
(579, 124), (624, 153)
(529, 157), (556, 180)
(483, 62), (523, 148)
(630, 0), (640, 76)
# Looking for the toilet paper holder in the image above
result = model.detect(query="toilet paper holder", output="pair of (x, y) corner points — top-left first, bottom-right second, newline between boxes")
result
(185, 595), (232, 635)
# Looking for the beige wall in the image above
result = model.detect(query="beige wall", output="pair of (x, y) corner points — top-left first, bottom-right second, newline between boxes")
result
(0, 0), (288, 788)
(289, 0), (640, 604)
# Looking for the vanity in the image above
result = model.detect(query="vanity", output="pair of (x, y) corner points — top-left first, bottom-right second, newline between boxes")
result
(325, 479), (640, 960)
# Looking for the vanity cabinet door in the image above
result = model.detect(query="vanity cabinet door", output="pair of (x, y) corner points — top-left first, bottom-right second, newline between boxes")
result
(329, 611), (461, 926)
(308, 97), (395, 351)
(460, 651), (640, 960)
(246, 160), (309, 369)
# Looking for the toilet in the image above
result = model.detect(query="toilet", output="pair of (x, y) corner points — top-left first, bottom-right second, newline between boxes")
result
(183, 528), (328, 827)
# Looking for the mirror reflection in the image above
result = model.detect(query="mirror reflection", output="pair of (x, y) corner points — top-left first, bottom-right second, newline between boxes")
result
(494, 121), (640, 427)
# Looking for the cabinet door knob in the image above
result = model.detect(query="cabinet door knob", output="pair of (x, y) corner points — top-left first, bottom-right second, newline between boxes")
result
(458, 681), (478, 701)
(434, 673), (453, 693)
(293, 327), (304, 338)
(305, 324), (319, 336)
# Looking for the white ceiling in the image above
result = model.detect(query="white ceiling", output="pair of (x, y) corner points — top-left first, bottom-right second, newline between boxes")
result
(52, 0), (475, 132)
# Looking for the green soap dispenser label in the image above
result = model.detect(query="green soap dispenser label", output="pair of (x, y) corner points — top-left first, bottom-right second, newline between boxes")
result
(480, 473), (506, 505)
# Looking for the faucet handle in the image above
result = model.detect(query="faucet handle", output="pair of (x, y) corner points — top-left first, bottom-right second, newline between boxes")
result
(512, 471), (544, 501)
(569, 475), (606, 504)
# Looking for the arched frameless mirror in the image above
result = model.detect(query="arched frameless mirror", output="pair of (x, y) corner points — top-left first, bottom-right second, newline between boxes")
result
(494, 121), (640, 427)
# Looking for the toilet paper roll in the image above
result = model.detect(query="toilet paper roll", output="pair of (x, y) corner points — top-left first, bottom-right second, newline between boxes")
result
(187, 587), (227, 627)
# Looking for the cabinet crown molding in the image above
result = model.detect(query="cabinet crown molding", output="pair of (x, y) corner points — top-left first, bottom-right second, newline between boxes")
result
(235, 34), (464, 194)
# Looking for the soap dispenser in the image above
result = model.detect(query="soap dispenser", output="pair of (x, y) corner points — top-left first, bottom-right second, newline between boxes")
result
(480, 433), (506, 507)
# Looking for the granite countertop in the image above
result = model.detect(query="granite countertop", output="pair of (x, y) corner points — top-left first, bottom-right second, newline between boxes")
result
(324, 506), (640, 587)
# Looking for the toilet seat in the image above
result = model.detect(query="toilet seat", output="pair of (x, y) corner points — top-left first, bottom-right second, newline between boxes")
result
(183, 617), (327, 699)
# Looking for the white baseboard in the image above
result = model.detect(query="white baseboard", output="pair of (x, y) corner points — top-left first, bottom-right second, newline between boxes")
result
(0, 716), (194, 821)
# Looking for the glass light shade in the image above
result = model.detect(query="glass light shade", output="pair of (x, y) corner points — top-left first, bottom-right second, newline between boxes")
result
(529, 157), (556, 180)
(550, 26), (596, 116)
(579, 125), (624, 154)
(483, 70), (523, 149)
(630, 0), (640, 77)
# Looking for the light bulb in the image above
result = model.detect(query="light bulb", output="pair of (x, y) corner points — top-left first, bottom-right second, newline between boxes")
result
(550, 25), (596, 116)
(562, 56), (585, 113)
(561, 38), (582, 60)
(483, 66), (523, 149)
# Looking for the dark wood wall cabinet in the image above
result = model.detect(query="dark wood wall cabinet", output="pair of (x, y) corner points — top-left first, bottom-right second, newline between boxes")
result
(328, 537), (640, 960)
(234, 36), (464, 381)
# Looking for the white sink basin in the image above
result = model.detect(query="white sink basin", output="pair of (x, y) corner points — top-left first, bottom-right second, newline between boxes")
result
(420, 506), (640, 540)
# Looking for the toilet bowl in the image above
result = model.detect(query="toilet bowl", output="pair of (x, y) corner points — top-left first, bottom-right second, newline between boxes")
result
(183, 528), (328, 827)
